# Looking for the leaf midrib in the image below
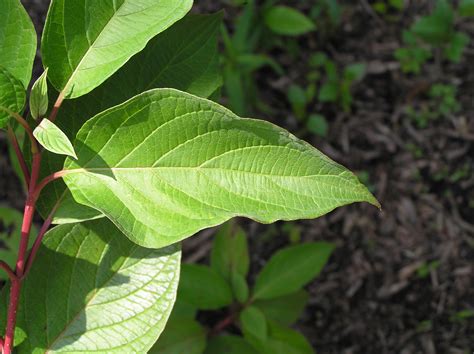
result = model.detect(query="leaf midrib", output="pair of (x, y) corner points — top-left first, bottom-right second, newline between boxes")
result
(61, 0), (128, 94)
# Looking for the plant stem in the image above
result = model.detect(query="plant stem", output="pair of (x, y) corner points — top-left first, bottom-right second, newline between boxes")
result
(0, 262), (17, 283)
(2, 153), (41, 354)
(2, 92), (65, 354)
(49, 92), (64, 123)
(0, 107), (38, 154)
(6, 126), (30, 187)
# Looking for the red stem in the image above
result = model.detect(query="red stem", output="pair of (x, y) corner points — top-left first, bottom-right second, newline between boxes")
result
(3, 154), (41, 353)
(22, 204), (58, 279)
(6, 126), (30, 187)
(33, 170), (69, 202)
(2, 92), (64, 354)
(49, 92), (64, 123)
(0, 262), (17, 283)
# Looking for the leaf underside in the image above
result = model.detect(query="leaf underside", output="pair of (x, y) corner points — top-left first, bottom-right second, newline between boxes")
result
(42, 0), (193, 98)
(62, 89), (379, 248)
(0, 66), (26, 128)
(6, 219), (181, 353)
(36, 13), (223, 224)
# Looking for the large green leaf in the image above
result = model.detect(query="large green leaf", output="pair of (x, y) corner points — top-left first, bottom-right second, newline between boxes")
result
(0, 0), (36, 88)
(42, 0), (193, 99)
(37, 13), (223, 224)
(252, 242), (335, 300)
(5, 219), (181, 353)
(0, 66), (26, 128)
(61, 89), (378, 248)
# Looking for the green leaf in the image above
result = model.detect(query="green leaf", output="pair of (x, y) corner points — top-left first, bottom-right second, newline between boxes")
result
(211, 223), (250, 281)
(261, 321), (315, 354)
(29, 69), (49, 120)
(252, 242), (335, 300)
(0, 207), (37, 280)
(0, 0), (37, 88)
(61, 89), (378, 248)
(36, 13), (223, 224)
(307, 114), (328, 137)
(42, 0), (193, 99)
(149, 318), (206, 354)
(33, 119), (77, 159)
(178, 264), (233, 310)
(264, 6), (316, 36)
(412, 0), (454, 44)
(2, 219), (181, 353)
(444, 32), (470, 62)
(0, 66), (26, 129)
(205, 336), (259, 354)
(231, 272), (249, 304)
(344, 63), (366, 82)
(240, 306), (268, 343)
(254, 290), (309, 326)
(318, 81), (338, 102)
(459, 0), (474, 16)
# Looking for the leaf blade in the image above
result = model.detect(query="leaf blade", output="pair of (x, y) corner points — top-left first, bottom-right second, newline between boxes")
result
(42, 0), (193, 98)
(33, 119), (77, 159)
(62, 89), (378, 248)
(0, 66), (26, 129)
(0, 0), (37, 88)
(2, 219), (181, 353)
(252, 242), (335, 300)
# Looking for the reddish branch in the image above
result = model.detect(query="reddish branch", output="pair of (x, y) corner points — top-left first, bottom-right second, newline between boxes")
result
(2, 94), (64, 354)
(6, 126), (30, 186)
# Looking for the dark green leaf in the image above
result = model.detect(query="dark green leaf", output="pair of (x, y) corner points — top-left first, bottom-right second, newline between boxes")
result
(0, 0), (36, 88)
(0, 207), (37, 279)
(0, 66), (26, 129)
(261, 321), (315, 354)
(149, 318), (206, 354)
(178, 264), (233, 310)
(240, 306), (268, 343)
(253, 242), (335, 300)
(205, 335), (259, 354)
(211, 223), (250, 280)
(254, 290), (309, 326)
(231, 272), (249, 304)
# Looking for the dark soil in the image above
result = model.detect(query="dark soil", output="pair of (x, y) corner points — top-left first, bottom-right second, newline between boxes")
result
(1, 1), (472, 353)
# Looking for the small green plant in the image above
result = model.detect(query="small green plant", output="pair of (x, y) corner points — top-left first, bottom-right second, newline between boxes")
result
(309, 52), (366, 112)
(149, 223), (334, 354)
(406, 83), (461, 128)
(395, 0), (472, 74)
(310, 0), (342, 29)
(0, 1), (378, 353)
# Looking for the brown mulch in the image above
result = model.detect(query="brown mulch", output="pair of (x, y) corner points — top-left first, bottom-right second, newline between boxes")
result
(0, 1), (472, 353)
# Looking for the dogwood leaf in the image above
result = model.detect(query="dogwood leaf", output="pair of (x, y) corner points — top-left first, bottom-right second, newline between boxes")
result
(0, 66), (26, 129)
(33, 119), (77, 159)
(36, 13), (223, 224)
(42, 0), (193, 98)
(61, 89), (379, 248)
(6, 219), (181, 353)
(0, 0), (36, 88)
